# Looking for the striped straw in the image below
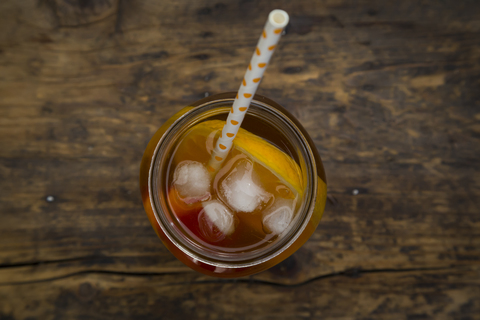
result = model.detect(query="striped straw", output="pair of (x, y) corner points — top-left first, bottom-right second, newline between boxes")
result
(207, 9), (290, 173)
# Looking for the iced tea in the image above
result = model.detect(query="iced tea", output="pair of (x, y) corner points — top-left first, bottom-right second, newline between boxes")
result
(167, 119), (304, 255)
(140, 93), (327, 277)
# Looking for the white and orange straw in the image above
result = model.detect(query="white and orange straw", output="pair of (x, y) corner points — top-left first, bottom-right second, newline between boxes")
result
(207, 9), (290, 172)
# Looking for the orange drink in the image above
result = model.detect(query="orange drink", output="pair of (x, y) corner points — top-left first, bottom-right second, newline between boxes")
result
(140, 93), (327, 277)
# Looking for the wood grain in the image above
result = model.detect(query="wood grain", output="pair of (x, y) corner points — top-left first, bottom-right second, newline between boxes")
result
(1, 267), (479, 319)
(1, 0), (479, 319)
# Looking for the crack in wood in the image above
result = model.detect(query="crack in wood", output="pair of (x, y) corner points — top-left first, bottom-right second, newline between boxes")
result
(0, 256), (98, 269)
(0, 265), (457, 287)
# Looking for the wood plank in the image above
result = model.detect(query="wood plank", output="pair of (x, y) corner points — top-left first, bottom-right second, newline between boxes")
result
(1, 266), (479, 319)
(0, 0), (479, 281)
(1, 188), (479, 285)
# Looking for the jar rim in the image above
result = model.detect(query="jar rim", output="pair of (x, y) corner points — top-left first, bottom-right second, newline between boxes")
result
(148, 92), (321, 268)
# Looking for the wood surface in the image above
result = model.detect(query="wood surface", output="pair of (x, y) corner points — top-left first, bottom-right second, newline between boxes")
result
(1, 0), (479, 319)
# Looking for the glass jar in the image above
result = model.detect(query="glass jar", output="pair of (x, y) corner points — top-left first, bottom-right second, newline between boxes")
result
(140, 92), (327, 278)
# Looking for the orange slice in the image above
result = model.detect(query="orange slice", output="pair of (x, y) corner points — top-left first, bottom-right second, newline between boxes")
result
(177, 120), (304, 195)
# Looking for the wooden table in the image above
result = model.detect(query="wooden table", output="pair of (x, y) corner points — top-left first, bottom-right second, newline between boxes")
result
(1, 0), (479, 318)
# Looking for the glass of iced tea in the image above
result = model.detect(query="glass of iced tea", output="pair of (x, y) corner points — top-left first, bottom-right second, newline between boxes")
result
(140, 92), (327, 278)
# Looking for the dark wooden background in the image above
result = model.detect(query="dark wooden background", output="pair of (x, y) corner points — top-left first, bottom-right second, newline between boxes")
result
(1, 0), (479, 319)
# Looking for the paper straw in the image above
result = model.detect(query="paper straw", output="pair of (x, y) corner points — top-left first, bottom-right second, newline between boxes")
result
(207, 9), (290, 173)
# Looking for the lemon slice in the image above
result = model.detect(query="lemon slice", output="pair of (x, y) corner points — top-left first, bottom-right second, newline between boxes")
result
(176, 120), (304, 196)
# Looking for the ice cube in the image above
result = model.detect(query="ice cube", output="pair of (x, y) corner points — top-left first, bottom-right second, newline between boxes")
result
(219, 159), (271, 213)
(262, 199), (296, 235)
(173, 161), (210, 203)
(199, 200), (235, 242)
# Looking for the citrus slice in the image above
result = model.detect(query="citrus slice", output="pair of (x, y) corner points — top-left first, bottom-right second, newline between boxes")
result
(175, 120), (304, 196)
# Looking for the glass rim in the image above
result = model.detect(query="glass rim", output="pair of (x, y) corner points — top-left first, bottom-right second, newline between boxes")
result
(148, 92), (321, 269)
